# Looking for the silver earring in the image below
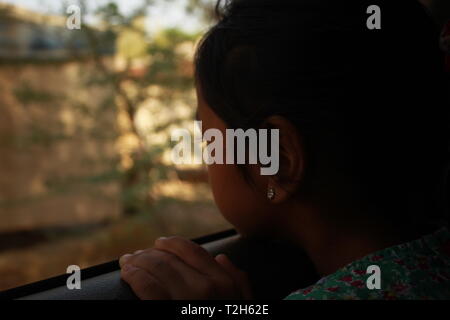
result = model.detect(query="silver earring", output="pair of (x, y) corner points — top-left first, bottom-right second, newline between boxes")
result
(267, 187), (275, 200)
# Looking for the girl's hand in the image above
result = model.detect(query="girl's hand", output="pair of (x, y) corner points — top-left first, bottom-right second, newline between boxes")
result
(119, 236), (253, 300)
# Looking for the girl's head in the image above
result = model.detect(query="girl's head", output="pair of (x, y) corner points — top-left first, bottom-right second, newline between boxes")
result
(194, 0), (449, 236)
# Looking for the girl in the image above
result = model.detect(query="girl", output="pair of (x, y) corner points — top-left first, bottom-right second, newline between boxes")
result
(119, 0), (450, 300)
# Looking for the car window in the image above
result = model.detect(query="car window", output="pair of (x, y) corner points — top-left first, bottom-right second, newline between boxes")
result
(0, 0), (230, 292)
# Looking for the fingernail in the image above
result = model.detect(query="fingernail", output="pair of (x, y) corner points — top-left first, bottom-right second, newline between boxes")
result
(122, 264), (137, 273)
(155, 237), (167, 243)
(120, 254), (132, 264)
(215, 254), (231, 264)
(216, 253), (227, 260)
(134, 250), (144, 254)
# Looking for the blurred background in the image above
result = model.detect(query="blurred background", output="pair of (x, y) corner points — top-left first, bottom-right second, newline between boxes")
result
(0, 0), (231, 291)
(0, 0), (448, 291)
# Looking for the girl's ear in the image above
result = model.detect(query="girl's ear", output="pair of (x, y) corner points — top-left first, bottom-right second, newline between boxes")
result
(263, 116), (305, 204)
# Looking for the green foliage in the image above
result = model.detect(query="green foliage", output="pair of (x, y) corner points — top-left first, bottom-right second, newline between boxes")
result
(144, 28), (198, 91)
(186, 0), (218, 24)
(94, 2), (124, 26)
(117, 26), (148, 59)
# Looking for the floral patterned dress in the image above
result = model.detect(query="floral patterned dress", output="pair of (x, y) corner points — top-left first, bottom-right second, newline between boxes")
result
(285, 227), (450, 300)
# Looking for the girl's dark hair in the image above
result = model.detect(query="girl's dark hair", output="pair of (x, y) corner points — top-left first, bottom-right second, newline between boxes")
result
(195, 0), (450, 225)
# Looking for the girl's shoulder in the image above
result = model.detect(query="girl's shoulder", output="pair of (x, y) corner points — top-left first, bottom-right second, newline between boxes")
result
(285, 227), (450, 300)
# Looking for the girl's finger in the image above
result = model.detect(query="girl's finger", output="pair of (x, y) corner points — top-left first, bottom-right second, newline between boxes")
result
(129, 249), (204, 297)
(119, 254), (133, 268)
(154, 236), (224, 276)
(124, 249), (219, 299)
(121, 264), (170, 300)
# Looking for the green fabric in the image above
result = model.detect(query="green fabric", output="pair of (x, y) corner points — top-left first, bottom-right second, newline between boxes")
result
(285, 227), (450, 300)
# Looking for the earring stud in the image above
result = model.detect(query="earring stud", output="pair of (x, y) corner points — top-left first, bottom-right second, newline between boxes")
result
(267, 187), (275, 200)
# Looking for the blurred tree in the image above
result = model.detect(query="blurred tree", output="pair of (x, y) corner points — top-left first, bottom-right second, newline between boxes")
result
(74, 0), (201, 216)
(186, 0), (217, 24)
(2, 0), (207, 218)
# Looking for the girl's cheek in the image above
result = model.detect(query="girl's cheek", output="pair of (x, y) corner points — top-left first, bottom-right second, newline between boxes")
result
(207, 163), (263, 234)
(207, 163), (235, 212)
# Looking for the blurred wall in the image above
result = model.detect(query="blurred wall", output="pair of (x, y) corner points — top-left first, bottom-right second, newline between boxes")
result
(0, 59), (121, 232)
